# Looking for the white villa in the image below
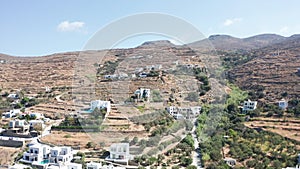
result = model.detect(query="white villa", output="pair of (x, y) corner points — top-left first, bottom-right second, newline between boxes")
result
(278, 99), (288, 109)
(134, 88), (150, 101)
(48, 146), (73, 164)
(21, 144), (74, 168)
(242, 99), (257, 113)
(7, 93), (19, 100)
(166, 106), (201, 120)
(9, 119), (30, 133)
(106, 143), (133, 164)
(90, 100), (111, 113)
(22, 144), (51, 164)
(2, 109), (21, 118)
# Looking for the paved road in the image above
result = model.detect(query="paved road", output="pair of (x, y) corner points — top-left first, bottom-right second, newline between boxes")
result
(191, 119), (203, 168)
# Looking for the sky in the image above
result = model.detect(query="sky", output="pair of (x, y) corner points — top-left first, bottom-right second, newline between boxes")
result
(1, 0), (300, 56)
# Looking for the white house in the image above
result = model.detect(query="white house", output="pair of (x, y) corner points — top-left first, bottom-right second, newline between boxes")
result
(22, 144), (51, 164)
(138, 72), (148, 78)
(134, 88), (150, 101)
(166, 106), (201, 120)
(21, 144), (74, 168)
(49, 146), (73, 164)
(106, 143), (133, 164)
(87, 162), (103, 169)
(67, 163), (82, 169)
(7, 93), (19, 100)
(242, 99), (257, 112)
(278, 99), (288, 109)
(9, 119), (30, 133)
(2, 109), (21, 118)
(90, 100), (111, 113)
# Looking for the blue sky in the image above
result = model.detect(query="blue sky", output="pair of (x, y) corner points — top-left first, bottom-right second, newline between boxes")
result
(1, 0), (300, 56)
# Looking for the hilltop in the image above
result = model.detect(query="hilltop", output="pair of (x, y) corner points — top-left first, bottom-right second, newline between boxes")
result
(190, 33), (286, 51)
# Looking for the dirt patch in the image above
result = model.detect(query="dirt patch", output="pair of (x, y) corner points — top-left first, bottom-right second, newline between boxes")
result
(0, 146), (21, 166)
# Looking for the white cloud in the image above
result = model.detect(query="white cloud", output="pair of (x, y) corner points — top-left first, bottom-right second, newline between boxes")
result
(223, 18), (242, 26)
(57, 21), (85, 32)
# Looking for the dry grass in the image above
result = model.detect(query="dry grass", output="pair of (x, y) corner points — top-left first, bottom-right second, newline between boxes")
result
(245, 117), (300, 142)
(40, 130), (148, 150)
(0, 146), (20, 166)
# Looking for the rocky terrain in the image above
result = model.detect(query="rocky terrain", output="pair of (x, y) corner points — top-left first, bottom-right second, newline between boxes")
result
(225, 35), (300, 102)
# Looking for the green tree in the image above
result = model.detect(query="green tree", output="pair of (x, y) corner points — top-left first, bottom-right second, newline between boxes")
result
(147, 157), (157, 166)
(186, 165), (197, 169)
(180, 157), (192, 167)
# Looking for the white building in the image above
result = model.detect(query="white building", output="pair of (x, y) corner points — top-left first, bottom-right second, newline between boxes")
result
(106, 143), (133, 164)
(49, 146), (73, 164)
(67, 163), (82, 169)
(134, 88), (150, 101)
(90, 100), (111, 113)
(138, 72), (148, 78)
(22, 144), (51, 164)
(7, 93), (19, 100)
(166, 106), (201, 120)
(242, 99), (257, 113)
(278, 99), (288, 109)
(21, 144), (74, 168)
(87, 162), (103, 169)
(9, 119), (30, 133)
(2, 109), (21, 118)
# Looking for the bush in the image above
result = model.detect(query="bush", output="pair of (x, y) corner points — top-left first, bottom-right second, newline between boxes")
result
(185, 92), (199, 102)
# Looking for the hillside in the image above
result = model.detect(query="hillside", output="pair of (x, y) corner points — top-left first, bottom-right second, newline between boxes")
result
(228, 35), (300, 102)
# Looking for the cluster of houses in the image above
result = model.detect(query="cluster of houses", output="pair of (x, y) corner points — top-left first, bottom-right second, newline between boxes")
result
(15, 143), (132, 169)
(166, 106), (201, 120)
(103, 64), (162, 80)
(241, 98), (289, 114)
(1, 111), (47, 137)
(88, 88), (151, 113)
